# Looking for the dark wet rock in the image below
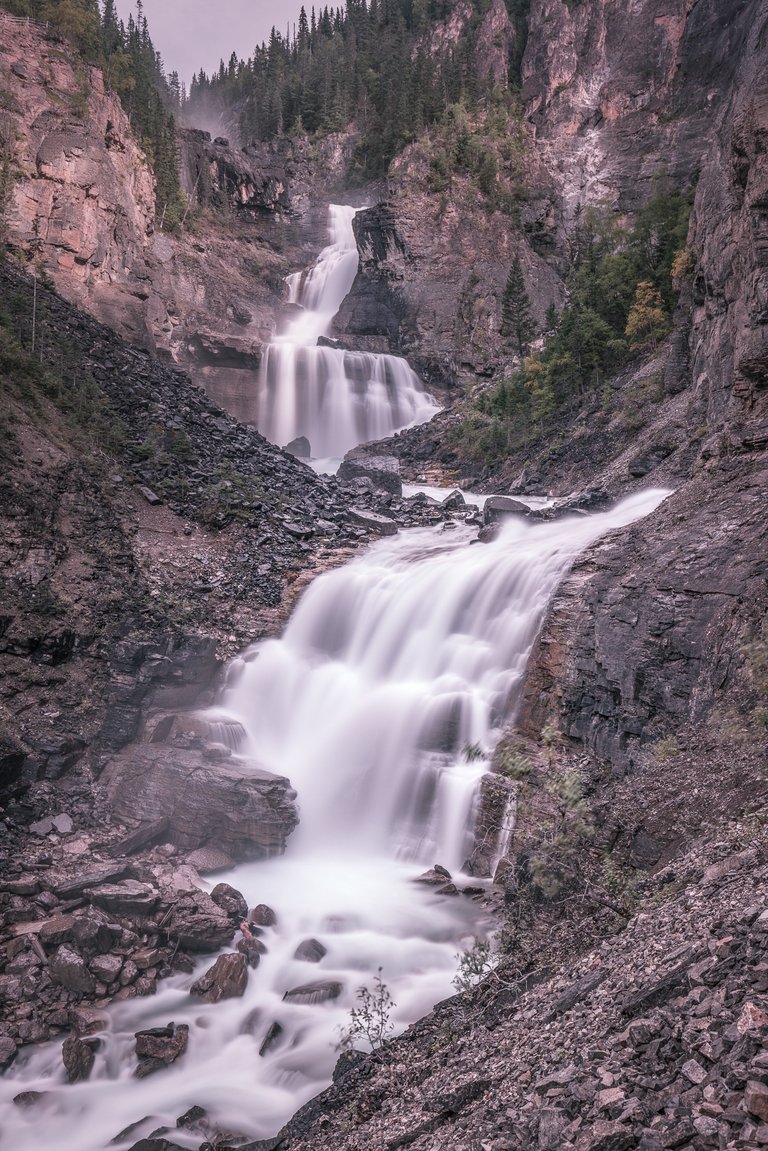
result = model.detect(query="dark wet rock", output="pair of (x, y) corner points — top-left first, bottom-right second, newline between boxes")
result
(0, 1037), (17, 1069)
(62, 1033), (98, 1083)
(293, 938), (327, 963)
(249, 904), (278, 928)
(190, 952), (249, 1003)
(283, 980), (343, 1005)
(285, 436), (311, 459)
(102, 745), (298, 861)
(90, 953), (123, 983)
(210, 883), (249, 920)
(348, 508), (398, 536)
(134, 1022), (189, 1078)
(39, 915), (77, 947)
(87, 880), (159, 917)
(483, 496), (531, 525)
(164, 890), (236, 952)
(13, 1091), (47, 1108)
(54, 866), (130, 900)
(338, 451), (403, 496)
(49, 945), (96, 994)
(259, 1021), (284, 1057)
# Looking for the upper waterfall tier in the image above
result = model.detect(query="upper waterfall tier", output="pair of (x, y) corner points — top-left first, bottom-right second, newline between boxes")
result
(255, 205), (439, 462)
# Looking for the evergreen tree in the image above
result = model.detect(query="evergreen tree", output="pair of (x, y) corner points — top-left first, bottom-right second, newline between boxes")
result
(501, 257), (537, 355)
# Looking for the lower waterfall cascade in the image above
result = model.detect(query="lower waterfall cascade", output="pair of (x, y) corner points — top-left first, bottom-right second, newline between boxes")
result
(0, 488), (670, 1151)
(254, 204), (440, 464)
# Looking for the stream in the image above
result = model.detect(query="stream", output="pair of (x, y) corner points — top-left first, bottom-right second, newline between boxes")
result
(0, 206), (670, 1150)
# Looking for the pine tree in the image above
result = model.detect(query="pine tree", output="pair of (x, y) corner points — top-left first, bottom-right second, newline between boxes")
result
(501, 257), (537, 356)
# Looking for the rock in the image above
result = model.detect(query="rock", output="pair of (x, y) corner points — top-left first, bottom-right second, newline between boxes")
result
(338, 452), (403, 496)
(681, 1058), (708, 1085)
(52, 814), (74, 834)
(70, 1007), (109, 1036)
(185, 846), (234, 873)
(259, 1021), (283, 1056)
(66, 915), (116, 962)
(53, 866), (130, 900)
(348, 508), (398, 535)
(250, 904), (277, 927)
(285, 435), (311, 458)
(293, 938), (327, 963)
(134, 1023), (189, 1078)
(87, 880), (159, 917)
(89, 953), (123, 983)
(442, 489), (466, 510)
(283, 980), (343, 1005)
(575, 1121), (635, 1151)
(210, 883), (249, 920)
(101, 746), (298, 861)
(737, 1001), (768, 1033)
(62, 1034), (97, 1083)
(165, 891), (236, 952)
(0, 1037), (17, 1070)
(49, 945), (96, 994)
(190, 953), (249, 1003)
(483, 496), (531, 525)
(745, 1081), (768, 1123)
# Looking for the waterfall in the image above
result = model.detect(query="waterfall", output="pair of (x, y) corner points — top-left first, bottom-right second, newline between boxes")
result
(0, 489), (670, 1151)
(255, 205), (439, 463)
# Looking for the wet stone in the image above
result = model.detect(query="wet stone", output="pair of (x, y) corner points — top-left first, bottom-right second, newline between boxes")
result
(283, 980), (343, 1005)
(293, 938), (327, 963)
(190, 952), (249, 1003)
(134, 1022), (189, 1078)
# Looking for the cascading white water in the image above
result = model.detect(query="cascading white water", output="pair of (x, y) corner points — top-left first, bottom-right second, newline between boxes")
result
(255, 205), (439, 462)
(0, 489), (669, 1151)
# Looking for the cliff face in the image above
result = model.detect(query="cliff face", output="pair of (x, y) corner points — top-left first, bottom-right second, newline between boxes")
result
(0, 15), (155, 343)
(0, 12), (359, 422)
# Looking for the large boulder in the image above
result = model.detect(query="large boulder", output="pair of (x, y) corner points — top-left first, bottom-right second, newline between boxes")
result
(338, 451), (403, 496)
(134, 1023), (189, 1078)
(101, 745), (298, 860)
(190, 953), (249, 1003)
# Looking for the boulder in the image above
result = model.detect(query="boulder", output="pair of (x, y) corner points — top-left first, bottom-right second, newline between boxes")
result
(190, 953), (249, 1003)
(283, 980), (343, 1005)
(249, 904), (278, 927)
(90, 953), (123, 983)
(134, 1023), (189, 1078)
(87, 880), (159, 917)
(285, 435), (311, 458)
(210, 883), (248, 920)
(165, 891), (236, 952)
(62, 1034), (98, 1083)
(483, 496), (531, 525)
(101, 745), (299, 860)
(293, 938), (327, 963)
(348, 508), (398, 536)
(338, 452), (403, 496)
(49, 945), (95, 994)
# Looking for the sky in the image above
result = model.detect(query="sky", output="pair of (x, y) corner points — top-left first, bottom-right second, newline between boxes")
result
(114, 1), (309, 83)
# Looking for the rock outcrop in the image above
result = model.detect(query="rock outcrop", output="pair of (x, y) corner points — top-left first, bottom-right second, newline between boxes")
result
(101, 745), (298, 860)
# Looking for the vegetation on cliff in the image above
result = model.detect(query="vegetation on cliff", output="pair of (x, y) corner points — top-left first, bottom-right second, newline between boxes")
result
(187, 0), (530, 178)
(450, 182), (692, 469)
(0, 0), (184, 225)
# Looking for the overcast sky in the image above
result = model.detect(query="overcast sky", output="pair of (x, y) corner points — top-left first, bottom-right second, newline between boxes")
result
(114, 1), (309, 82)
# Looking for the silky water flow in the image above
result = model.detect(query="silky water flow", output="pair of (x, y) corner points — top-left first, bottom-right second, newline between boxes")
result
(0, 489), (670, 1150)
(254, 204), (439, 464)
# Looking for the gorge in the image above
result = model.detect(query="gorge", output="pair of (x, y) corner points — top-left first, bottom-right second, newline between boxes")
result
(0, 1), (767, 1150)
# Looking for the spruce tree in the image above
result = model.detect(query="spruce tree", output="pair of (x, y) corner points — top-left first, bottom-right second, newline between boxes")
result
(501, 257), (537, 356)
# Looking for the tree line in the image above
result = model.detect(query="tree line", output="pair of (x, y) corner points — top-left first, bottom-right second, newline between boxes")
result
(0, 0), (185, 227)
(186, 0), (530, 179)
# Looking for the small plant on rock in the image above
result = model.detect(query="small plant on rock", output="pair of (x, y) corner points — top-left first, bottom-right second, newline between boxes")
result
(338, 968), (395, 1054)
(453, 937), (498, 992)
